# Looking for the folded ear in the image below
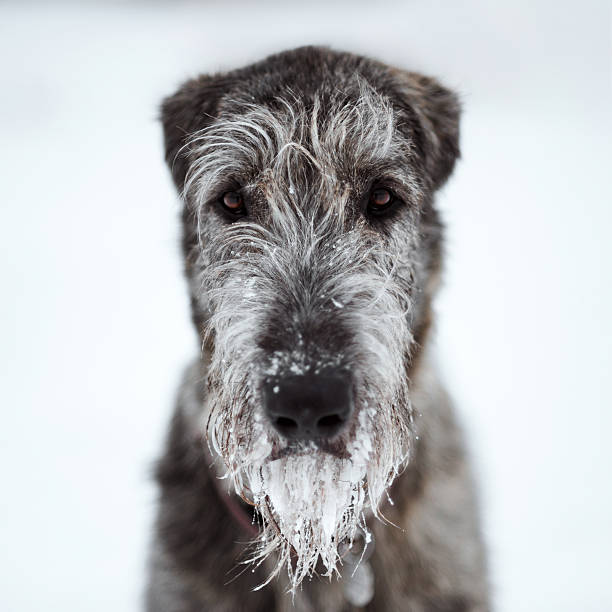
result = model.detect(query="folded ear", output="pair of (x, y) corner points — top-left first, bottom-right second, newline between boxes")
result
(160, 74), (231, 191)
(391, 70), (461, 190)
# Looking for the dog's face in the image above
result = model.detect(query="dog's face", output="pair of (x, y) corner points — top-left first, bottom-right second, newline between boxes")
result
(161, 47), (459, 588)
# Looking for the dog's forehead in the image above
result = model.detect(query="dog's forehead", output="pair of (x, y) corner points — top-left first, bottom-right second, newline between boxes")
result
(215, 79), (407, 160)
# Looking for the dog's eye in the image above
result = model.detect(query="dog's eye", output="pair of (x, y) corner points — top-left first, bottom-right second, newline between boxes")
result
(367, 187), (396, 216)
(219, 191), (247, 217)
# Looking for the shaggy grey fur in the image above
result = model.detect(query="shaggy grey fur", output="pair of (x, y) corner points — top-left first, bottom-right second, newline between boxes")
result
(147, 46), (489, 611)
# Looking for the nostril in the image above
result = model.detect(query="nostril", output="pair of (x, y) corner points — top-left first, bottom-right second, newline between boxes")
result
(275, 416), (299, 433)
(316, 414), (344, 431)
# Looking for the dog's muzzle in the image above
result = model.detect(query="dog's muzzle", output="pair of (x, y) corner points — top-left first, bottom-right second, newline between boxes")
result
(262, 372), (353, 441)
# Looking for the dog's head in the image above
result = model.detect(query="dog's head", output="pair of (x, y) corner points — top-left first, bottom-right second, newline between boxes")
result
(161, 46), (459, 588)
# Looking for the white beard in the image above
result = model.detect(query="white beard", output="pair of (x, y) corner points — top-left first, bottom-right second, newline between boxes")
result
(251, 450), (368, 584)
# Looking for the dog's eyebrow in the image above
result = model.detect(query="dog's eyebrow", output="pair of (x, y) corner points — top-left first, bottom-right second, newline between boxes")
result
(183, 88), (421, 212)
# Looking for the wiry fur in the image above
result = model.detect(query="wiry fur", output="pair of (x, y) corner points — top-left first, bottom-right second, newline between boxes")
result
(147, 46), (489, 611)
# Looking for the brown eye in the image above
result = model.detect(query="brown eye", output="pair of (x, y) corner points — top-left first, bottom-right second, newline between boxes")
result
(220, 191), (246, 216)
(367, 187), (395, 215)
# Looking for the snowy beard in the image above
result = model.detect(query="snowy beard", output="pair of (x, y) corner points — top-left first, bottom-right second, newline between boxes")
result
(207, 374), (412, 593)
(252, 450), (370, 588)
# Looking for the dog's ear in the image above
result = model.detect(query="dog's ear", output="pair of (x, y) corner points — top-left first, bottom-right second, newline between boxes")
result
(391, 70), (461, 190)
(160, 74), (231, 192)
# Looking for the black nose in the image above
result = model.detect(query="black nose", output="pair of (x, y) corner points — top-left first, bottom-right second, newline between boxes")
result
(263, 373), (353, 441)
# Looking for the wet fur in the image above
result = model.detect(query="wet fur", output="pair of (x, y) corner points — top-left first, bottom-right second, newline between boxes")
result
(147, 47), (489, 611)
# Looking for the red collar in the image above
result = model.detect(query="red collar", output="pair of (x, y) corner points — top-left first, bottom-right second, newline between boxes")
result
(209, 462), (260, 538)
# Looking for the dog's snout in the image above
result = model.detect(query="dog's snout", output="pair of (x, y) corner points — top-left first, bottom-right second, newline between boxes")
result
(263, 373), (353, 441)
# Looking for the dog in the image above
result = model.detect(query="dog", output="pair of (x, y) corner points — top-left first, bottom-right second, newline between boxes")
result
(146, 46), (489, 612)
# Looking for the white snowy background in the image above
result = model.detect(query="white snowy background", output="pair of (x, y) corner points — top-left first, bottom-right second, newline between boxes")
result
(1, 1), (610, 610)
